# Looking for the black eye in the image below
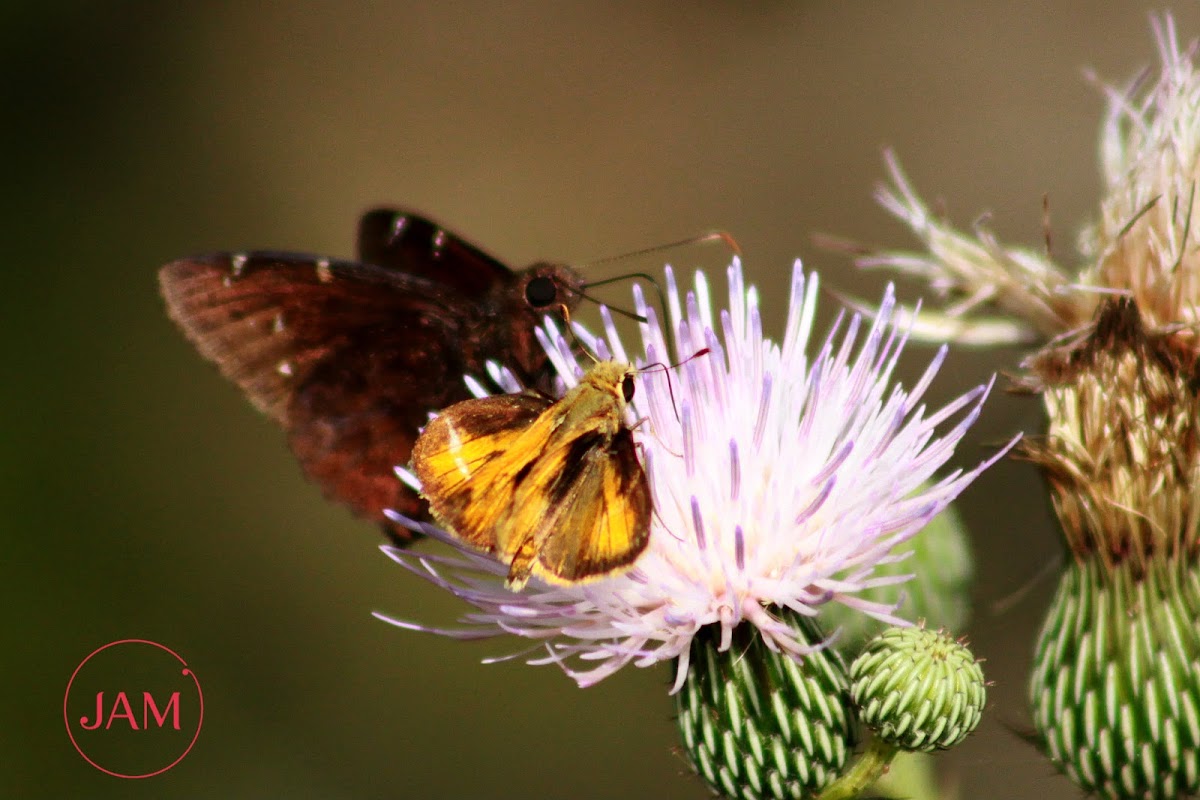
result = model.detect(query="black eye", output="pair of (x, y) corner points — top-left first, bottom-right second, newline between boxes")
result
(525, 276), (558, 308)
(621, 375), (635, 403)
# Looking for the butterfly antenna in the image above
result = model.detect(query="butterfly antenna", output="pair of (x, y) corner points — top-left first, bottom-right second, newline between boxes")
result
(639, 348), (711, 423)
(558, 304), (600, 364)
(582, 231), (741, 269)
(579, 230), (742, 347)
(573, 287), (648, 324)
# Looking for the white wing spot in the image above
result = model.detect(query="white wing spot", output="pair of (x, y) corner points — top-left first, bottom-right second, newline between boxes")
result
(389, 215), (407, 243)
(316, 258), (333, 284)
(447, 422), (471, 479)
(272, 313), (286, 333)
(231, 253), (248, 277)
(277, 361), (293, 377)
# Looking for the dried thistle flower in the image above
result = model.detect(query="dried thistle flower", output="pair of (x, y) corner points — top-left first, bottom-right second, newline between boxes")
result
(834, 13), (1200, 799)
(852, 15), (1200, 356)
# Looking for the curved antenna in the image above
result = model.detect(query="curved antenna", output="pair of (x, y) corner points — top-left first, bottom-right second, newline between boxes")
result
(638, 347), (711, 422)
(581, 231), (741, 270)
(573, 286), (648, 323)
(557, 304), (600, 365)
(579, 230), (742, 350)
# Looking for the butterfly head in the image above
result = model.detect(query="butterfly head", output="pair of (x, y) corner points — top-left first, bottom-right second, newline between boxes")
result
(516, 262), (586, 312)
(501, 263), (586, 378)
(579, 360), (638, 411)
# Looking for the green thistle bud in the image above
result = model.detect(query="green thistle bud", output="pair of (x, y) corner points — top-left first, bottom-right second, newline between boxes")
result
(849, 625), (985, 753)
(676, 613), (857, 799)
(1030, 558), (1200, 800)
(815, 496), (974, 800)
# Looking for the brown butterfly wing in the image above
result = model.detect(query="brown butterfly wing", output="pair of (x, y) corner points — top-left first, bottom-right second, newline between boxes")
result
(160, 210), (589, 544)
(357, 208), (512, 298)
(359, 208), (588, 385)
(159, 251), (500, 538)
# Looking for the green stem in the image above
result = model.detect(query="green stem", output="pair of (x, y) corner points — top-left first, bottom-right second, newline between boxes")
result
(817, 735), (900, 800)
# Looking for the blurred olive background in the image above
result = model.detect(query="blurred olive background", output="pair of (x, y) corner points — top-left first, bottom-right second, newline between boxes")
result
(6, 3), (1195, 798)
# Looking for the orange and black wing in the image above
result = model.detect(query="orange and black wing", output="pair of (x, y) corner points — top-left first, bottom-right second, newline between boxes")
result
(514, 426), (651, 585)
(409, 392), (554, 555)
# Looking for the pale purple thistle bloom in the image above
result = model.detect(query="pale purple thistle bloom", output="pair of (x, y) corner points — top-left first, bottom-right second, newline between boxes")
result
(375, 259), (1009, 690)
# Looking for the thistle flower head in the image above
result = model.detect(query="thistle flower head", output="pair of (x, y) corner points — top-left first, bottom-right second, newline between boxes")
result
(1021, 298), (1200, 568)
(1080, 14), (1200, 342)
(377, 259), (1007, 689)
(831, 13), (1200, 799)
(854, 13), (1200, 356)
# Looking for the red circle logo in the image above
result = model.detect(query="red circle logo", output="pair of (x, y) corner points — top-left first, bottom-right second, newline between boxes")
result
(63, 639), (204, 778)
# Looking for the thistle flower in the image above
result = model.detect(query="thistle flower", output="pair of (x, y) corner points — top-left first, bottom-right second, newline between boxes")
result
(836, 13), (1200, 799)
(1020, 299), (1200, 571)
(853, 14), (1200, 354)
(1023, 298), (1200, 800)
(375, 259), (1007, 693)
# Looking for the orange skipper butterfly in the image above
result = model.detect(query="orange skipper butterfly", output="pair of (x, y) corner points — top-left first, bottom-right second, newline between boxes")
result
(410, 359), (652, 590)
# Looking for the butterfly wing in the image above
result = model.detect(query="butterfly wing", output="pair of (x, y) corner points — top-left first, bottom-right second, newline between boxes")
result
(159, 252), (489, 533)
(357, 208), (512, 298)
(414, 361), (653, 589)
(358, 208), (588, 387)
(160, 213), (587, 543)
(410, 392), (554, 556)
(510, 426), (652, 586)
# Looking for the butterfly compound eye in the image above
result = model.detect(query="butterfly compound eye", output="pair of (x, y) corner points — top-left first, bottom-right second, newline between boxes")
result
(621, 374), (636, 403)
(524, 276), (558, 308)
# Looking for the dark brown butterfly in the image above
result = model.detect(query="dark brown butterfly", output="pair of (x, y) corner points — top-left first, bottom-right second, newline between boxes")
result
(159, 209), (586, 542)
